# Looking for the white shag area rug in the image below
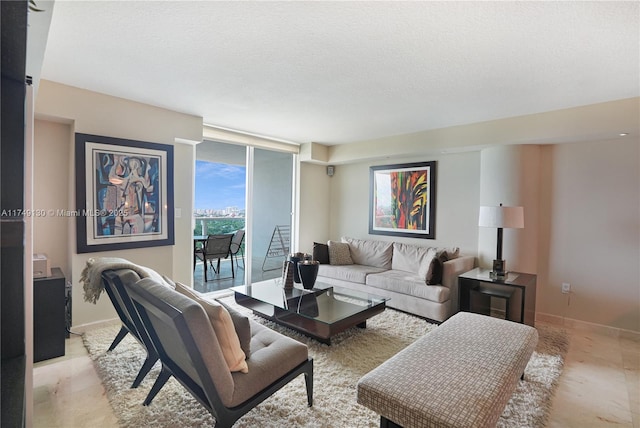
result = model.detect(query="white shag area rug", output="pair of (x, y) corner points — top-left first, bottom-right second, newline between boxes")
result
(83, 300), (568, 428)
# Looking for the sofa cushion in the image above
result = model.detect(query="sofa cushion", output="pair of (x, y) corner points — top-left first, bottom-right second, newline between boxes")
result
(175, 282), (249, 373)
(392, 242), (437, 278)
(365, 270), (450, 303)
(328, 240), (354, 265)
(341, 237), (393, 269)
(312, 242), (330, 264)
(318, 264), (387, 283)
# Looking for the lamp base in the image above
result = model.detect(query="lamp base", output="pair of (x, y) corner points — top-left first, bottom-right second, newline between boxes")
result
(490, 259), (506, 279)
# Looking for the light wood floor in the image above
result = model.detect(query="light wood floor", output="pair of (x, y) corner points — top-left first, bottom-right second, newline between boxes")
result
(33, 317), (639, 427)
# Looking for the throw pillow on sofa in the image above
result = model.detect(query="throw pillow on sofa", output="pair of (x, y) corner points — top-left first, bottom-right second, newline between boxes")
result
(392, 242), (437, 279)
(328, 240), (353, 265)
(341, 237), (393, 269)
(313, 242), (330, 264)
(426, 251), (449, 285)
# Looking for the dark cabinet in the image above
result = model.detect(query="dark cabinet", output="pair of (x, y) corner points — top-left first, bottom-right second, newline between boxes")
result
(34, 267), (66, 362)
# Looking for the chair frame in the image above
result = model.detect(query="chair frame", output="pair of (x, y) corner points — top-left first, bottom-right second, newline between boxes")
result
(101, 269), (159, 388)
(194, 234), (234, 281)
(124, 280), (313, 428)
(229, 229), (245, 270)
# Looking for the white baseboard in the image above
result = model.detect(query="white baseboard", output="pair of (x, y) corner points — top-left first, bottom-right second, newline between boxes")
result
(70, 318), (119, 334)
(536, 312), (640, 341)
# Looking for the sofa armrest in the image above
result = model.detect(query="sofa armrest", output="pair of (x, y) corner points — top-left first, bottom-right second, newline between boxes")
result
(442, 256), (476, 316)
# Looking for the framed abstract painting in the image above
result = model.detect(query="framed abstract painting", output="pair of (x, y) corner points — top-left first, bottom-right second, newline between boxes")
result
(369, 161), (436, 239)
(75, 133), (174, 253)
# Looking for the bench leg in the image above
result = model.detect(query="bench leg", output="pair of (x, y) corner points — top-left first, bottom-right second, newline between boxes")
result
(381, 416), (403, 428)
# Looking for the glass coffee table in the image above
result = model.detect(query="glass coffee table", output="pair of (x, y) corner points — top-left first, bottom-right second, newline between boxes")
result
(231, 280), (388, 345)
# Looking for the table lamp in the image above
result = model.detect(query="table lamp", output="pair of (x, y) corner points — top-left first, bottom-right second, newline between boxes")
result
(478, 204), (524, 279)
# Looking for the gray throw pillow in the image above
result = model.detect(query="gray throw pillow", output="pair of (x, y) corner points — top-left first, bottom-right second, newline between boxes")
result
(426, 251), (449, 285)
(313, 242), (330, 264)
(216, 299), (252, 358)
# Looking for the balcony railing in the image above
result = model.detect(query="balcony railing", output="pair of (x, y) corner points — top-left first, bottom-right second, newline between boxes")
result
(194, 216), (245, 236)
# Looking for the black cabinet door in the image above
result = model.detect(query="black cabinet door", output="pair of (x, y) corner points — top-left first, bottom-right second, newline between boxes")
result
(34, 268), (66, 362)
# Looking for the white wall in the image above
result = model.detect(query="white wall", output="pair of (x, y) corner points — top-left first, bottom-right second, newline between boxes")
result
(327, 151), (481, 255)
(34, 80), (202, 326)
(538, 138), (639, 331)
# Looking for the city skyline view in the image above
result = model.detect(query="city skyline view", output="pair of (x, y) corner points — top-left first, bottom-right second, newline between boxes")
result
(194, 160), (246, 213)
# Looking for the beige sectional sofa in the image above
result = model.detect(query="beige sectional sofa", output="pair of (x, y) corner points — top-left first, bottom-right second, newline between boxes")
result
(316, 237), (475, 322)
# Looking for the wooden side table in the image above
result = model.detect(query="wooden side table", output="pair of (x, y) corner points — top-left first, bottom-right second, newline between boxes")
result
(458, 268), (537, 326)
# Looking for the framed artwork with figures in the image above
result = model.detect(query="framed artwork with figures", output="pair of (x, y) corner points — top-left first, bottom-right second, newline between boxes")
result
(75, 133), (174, 253)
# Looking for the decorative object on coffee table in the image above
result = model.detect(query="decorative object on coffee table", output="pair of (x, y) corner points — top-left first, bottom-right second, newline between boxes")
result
(478, 204), (524, 279)
(297, 260), (320, 289)
(288, 252), (306, 283)
(282, 260), (294, 290)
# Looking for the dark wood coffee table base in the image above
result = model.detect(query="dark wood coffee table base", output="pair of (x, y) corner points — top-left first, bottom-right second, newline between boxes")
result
(232, 283), (387, 345)
(251, 305), (383, 345)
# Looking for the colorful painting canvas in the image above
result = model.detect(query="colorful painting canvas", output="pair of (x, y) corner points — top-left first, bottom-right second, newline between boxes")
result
(369, 161), (436, 238)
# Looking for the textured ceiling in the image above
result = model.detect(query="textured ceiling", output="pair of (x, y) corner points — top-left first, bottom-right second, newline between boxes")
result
(41, 1), (639, 145)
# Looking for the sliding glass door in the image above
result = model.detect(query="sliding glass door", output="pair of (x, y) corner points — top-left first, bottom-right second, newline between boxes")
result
(194, 141), (294, 291)
(248, 148), (294, 282)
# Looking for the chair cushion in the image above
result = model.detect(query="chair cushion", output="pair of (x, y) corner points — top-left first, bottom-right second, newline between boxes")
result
(230, 320), (309, 407)
(175, 283), (248, 373)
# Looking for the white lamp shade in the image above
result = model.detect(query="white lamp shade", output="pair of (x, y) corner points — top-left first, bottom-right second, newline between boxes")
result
(478, 206), (524, 229)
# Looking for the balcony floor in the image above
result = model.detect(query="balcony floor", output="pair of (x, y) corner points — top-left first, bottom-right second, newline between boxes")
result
(193, 256), (282, 293)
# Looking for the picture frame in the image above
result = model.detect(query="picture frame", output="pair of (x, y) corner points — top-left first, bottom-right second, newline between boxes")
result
(75, 133), (174, 253)
(369, 161), (436, 239)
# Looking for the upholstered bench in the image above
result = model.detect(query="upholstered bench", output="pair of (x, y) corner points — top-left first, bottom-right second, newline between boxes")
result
(357, 312), (538, 428)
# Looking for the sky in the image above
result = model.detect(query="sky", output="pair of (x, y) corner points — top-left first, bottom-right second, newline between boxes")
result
(194, 160), (246, 211)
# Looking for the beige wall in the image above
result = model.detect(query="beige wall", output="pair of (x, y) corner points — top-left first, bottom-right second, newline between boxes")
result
(322, 138), (639, 332)
(537, 138), (639, 331)
(478, 145), (541, 274)
(325, 151), (481, 255)
(298, 163), (332, 252)
(34, 80), (202, 327)
(33, 119), (73, 278)
(32, 80), (639, 333)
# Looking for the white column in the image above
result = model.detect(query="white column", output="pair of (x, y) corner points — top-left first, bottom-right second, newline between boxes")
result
(478, 145), (540, 274)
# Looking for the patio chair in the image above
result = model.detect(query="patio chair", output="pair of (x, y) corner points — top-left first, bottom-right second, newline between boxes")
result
(101, 269), (159, 389)
(229, 229), (245, 270)
(195, 234), (234, 281)
(124, 277), (313, 428)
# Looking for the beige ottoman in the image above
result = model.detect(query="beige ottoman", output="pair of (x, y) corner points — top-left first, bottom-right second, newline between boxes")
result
(357, 312), (538, 428)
